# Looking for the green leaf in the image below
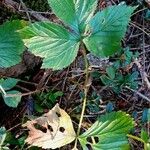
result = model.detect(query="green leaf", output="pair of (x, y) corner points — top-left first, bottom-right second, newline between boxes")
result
(141, 129), (149, 143)
(100, 75), (112, 85)
(83, 4), (136, 57)
(0, 78), (19, 90)
(0, 20), (25, 68)
(3, 90), (22, 108)
(75, 0), (98, 32)
(79, 111), (134, 150)
(47, 0), (97, 33)
(19, 22), (80, 70)
(0, 127), (7, 147)
(47, 0), (77, 30)
(106, 66), (116, 79)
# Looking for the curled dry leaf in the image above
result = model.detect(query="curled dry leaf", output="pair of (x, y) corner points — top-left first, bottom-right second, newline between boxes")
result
(23, 104), (76, 149)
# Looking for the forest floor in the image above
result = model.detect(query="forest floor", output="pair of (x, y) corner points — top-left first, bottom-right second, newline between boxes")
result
(0, 0), (150, 150)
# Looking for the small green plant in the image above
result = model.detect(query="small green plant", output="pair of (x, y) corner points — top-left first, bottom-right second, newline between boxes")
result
(86, 92), (101, 113)
(1, 0), (147, 149)
(35, 90), (63, 113)
(0, 78), (22, 107)
(16, 0), (141, 149)
(19, 1), (136, 70)
(101, 48), (139, 93)
(140, 129), (150, 149)
(0, 127), (9, 150)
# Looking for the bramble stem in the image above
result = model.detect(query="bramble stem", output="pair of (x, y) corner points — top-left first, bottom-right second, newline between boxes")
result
(74, 44), (90, 149)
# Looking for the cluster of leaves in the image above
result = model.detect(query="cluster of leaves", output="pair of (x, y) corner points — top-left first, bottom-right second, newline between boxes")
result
(0, 0), (136, 70)
(0, 126), (27, 150)
(101, 48), (139, 93)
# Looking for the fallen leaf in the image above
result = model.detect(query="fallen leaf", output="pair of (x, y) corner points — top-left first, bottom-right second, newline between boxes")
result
(23, 104), (76, 149)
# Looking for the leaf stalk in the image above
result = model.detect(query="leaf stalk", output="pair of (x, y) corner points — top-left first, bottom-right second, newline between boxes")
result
(74, 43), (90, 149)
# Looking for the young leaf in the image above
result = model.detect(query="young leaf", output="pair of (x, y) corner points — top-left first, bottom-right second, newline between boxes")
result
(79, 111), (134, 150)
(141, 129), (149, 143)
(106, 66), (116, 79)
(142, 108), (150, 123)
(100, 75), (112, 85)
(19, 22), (80, 70)
(75, 0), (98, 32)
(3, 90), (22, 108)
(47, 0), (78, 31)
(47, 0), (97, 33)
(83, 4), (136, 57)
(0, 127), (7, 147)
(0, 20), (25, 68)
(23, 104), (76, 149)
(0, 78), (19, 90)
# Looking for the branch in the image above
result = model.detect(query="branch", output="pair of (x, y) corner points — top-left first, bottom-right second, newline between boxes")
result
(3, 0), (49, 21)
(134, 59), (150, 90)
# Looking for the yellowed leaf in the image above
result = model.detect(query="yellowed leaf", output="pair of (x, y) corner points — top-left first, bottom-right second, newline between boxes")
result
(23, 104), (76, 149)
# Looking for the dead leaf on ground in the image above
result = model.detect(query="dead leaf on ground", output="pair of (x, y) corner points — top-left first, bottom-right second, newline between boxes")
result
(23, 104), (76, 149)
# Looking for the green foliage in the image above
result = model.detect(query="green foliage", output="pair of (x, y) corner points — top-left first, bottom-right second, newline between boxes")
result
(142, 108), (150, 123)
(114, 48), (139, 69)
(101, 70), (139, 93)
(0, 78), (18, 90)
(145, 9), (150, 20)
(0, 20), (25, 68)
(0, 1), (142, 150)
(35, 90), (63, 113)
(140, 129), (150, 150)
(47, 0), (97, 33)
(19, 22), (80, 69)
(78, 111), (134, 150)
(106, 66), (116, 80)
(86, 92), (101, 113)
(100, 48), (139, 93)
(0, 127), (27, 150)
(141, 129), (149, 143)
(0, 78), (22, 108)
(3, 90), (22, 108)
(19, 1), (135, 70)
(0, 127), (9, 150)
(83, 5), (136, 57)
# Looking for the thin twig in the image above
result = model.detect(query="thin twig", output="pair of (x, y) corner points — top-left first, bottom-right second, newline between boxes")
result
(125, 86), (150, 103)
(129, 22), (150, 36)
(134, 60), (150, 90)
(3, 0), (49, 21)
(4, 88), (45, 98)
(19, 0), (31, 22)
(132, 7), (147, 16)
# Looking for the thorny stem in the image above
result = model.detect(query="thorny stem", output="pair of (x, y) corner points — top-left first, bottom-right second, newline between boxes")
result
(74, 44), (90, 149)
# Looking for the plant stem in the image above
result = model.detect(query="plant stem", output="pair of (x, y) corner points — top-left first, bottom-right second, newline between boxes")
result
(127, 134), (145, 143)
(74, 44), (90, 149)
(127, 134), (147, 150)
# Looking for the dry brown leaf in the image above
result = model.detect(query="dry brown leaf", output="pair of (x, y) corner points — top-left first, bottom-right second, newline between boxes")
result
(23, 104), (76, 149)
